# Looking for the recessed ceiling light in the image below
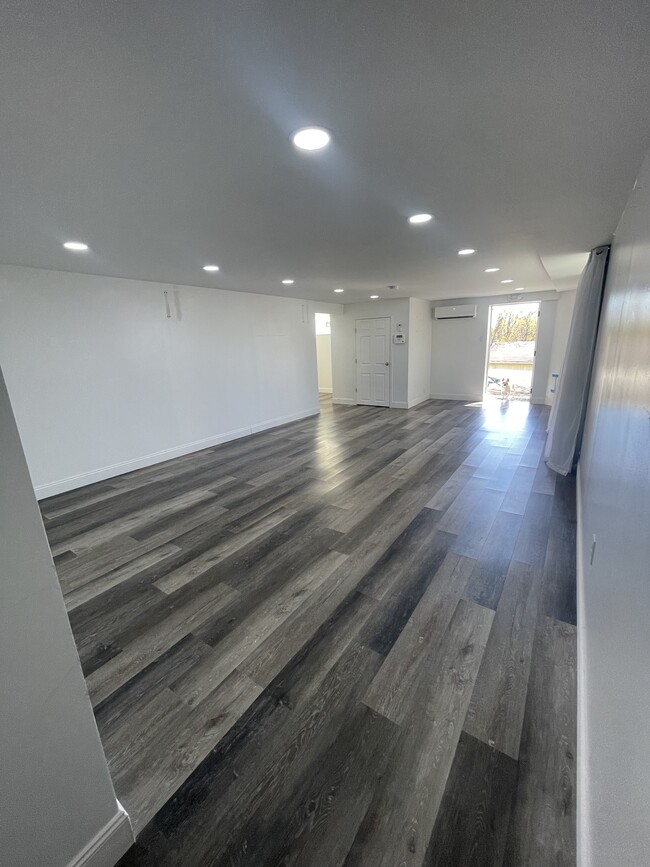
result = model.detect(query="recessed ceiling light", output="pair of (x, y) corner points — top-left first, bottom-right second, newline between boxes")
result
(515, 287), (525, 291)
(63, 241), (88, 251)
(501, 279), (514, 283)
(282, 279), (294, 285)
(370, 294), (379, 299)
(484, 267), (500, 273)
(408, 213), (433, 224)
(334, 288), (344, 293)
(203, 265), (220, 272)
(458, 249), (476, 256)
(292, 126), (331, 151)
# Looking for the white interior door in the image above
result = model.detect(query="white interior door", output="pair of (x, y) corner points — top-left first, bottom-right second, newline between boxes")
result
(356, 317), (390, 406)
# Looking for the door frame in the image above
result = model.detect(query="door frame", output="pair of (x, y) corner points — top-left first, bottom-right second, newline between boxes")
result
(355, 316), (391, 407)
(483, 301), (540, 399)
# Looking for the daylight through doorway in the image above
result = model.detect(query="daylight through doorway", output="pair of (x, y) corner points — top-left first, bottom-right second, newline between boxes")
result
(315, 312), (333, 395)
(485, 302), (539, 400)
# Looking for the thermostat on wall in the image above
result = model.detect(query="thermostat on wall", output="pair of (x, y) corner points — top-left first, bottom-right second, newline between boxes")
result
(393, 332), (405, 344)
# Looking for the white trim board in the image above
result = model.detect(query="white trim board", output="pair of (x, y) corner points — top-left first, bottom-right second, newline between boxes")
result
(250, 407), (319, 434)
(407, 396), (431, 409)
(429, 392), (483, 402)
(34, 407), (319, 499)
(66, 803), (133, 867)
(317, 387), (333, 394)
(332, 397), (410, 409)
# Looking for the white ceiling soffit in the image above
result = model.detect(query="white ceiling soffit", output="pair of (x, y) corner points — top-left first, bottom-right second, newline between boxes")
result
(540, 252), (591, 292)
(1, 0), (649, 303)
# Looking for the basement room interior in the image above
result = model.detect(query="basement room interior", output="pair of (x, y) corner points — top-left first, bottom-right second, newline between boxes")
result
(1, 2), (649, 866)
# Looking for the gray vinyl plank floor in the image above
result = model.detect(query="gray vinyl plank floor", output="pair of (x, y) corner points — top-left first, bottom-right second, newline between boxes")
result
(42, 395), (577, 865)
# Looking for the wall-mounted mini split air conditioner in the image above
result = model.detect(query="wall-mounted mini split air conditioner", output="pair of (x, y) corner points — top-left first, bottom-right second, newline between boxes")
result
(433, 304), (478, 320)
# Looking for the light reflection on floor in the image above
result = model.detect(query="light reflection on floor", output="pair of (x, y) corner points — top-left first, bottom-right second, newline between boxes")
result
(476, 394), (538, 433)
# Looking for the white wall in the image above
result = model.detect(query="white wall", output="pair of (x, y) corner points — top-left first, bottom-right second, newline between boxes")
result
(330, 298), (410, 407)
(0, 266), (319, 497)
(316, 335), (333, 392)
(429, 302), (487, 401)
(0, 364), (133, 867)
(547, 289), (577, 404)
(407, 298), (432, 407)
(429, 291), (567, 403)
(531, 298), (556, 404)
(577, 153), (650, 867)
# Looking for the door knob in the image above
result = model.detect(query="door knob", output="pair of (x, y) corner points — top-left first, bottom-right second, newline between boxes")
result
(384, 362), (389, 366)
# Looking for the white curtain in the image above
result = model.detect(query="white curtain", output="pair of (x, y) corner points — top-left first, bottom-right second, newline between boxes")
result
(544, 244), (610, 475)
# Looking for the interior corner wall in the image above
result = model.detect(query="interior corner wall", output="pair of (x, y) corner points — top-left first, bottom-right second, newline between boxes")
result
(330, 298), (410, 407)
(429, 291), (567, 403)
(0, 364), (132, 867)
(576, 152), (650, 867)
(0, 266), (319, 497)
(407, 298), (432, 407)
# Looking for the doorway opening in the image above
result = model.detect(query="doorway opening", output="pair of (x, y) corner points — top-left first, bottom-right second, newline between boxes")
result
(315, 312), (333, 396)
(485, 302), (539, 400)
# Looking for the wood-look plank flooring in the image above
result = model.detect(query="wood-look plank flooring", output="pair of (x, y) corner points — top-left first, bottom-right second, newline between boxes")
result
(42, 395), (577, 866)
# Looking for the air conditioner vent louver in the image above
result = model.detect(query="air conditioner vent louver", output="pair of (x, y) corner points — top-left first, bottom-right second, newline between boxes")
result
(434, 304), (477, 320)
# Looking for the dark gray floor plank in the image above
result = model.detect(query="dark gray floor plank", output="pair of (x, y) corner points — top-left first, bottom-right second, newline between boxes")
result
(540, 533), (577, 625)
(502, 616), (577, 867)
(362, 552), (476, 724)
(512, 490), (553, 567)
(215, 703), (398, 867)
(464, 560), (541, 758)
(343, 599), (494, 867)
(450, 487), (507, 559)
(463, 509), (523, 609)
(424, 731), (518, 867)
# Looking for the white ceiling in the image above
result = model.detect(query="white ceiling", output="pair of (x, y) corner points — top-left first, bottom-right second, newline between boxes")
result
(1, 0), (649, 303)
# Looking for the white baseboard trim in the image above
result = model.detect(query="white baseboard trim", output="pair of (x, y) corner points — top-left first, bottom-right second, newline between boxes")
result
(429, 392), (483, 402)
(407, 395), (431, 409)
(318, 387), (333, 394)
(250, 407), (319, 434)
(35, 408), (320, 499)
(66, 803), (134, 867)
(331, 397), (355, 406)
(390, 401), (409, 409)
